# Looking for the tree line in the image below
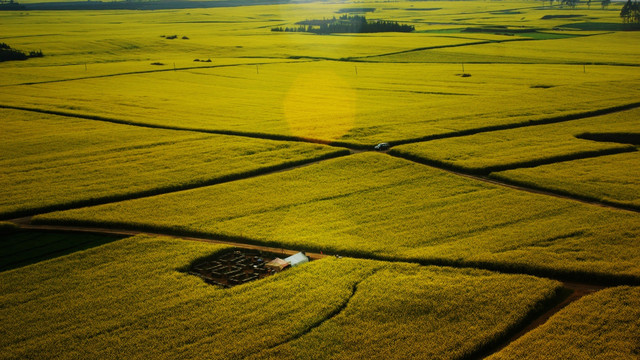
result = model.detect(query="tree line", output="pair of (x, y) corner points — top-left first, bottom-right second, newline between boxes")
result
(0, 43), (43, 62)
(621, 0), (640, 24)
(272, 15), (414, 34)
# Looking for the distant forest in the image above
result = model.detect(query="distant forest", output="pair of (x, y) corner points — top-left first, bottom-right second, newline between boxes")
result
(271, 15), (415, 34)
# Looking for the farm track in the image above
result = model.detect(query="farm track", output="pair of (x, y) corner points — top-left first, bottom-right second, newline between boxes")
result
(6, 219), (610, 358)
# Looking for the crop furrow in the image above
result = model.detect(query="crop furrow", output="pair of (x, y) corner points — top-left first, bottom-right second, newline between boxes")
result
(243, 272), (376, 359)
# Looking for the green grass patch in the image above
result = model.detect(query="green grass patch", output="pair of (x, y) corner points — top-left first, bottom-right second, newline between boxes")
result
(489, 286), (640, 360)
(0, 234), (561, 359)
(0, 108), (346, 219)
(35, 153), (640, 283)
(0, 230), (125, 272)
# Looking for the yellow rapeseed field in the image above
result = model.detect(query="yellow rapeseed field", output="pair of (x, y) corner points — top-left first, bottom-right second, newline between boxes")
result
(1, 3), (638, 145)
(2, 1), (639, 357)
(0, 108), (345, 218)
(488, 286), (640, 360)
(493, 151), (640, 209)
(390, 107), (640, 173)
(35, 153), (640, 282)
(0, 235), (561, 360)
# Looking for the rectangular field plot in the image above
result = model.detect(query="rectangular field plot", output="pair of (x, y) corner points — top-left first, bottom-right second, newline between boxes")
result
(489, 286), (640, 360)
(36, 153), (640, 282)
(2, 62), (639, 146)
(0, 108), (345, 218)
(0, 235), (561, 360)
(492, 151), (640, 210)
(389, 107), (640, 174)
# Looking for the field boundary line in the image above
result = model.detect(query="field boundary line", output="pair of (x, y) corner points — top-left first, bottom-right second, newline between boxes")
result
(476, 282), (604, 360)
(0, 104), (371, 149)
(0, 60), (311, 87)
(346, 38), (532, 60)
(0, 150), (350, 221)
(10, 222), (328, 260)
(390, 146), (637, 176)
(386, 151), (640, 213)
(387, 101), (640, 147)
(3, 100), (640, 152)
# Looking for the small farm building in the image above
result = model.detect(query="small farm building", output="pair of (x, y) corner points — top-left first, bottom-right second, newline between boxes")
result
(265, 258), (289, 271)
(284, 252), (309, 267)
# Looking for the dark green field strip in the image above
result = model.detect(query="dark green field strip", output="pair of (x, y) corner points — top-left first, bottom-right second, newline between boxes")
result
(389, 146), (637, 176)
(0, 230), (63, 256)
(0, 230), (125, 272)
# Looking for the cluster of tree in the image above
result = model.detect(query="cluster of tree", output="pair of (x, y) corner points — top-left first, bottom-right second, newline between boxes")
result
(543, 0), (611, 8)
(621, 0), (640, 24)
(559, 0), (579, 8)
(0, 43), (43, 62)
(271, 15), (414, 34)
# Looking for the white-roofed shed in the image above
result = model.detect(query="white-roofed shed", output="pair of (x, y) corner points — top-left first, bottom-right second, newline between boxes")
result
(284, 252), (309, 267)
